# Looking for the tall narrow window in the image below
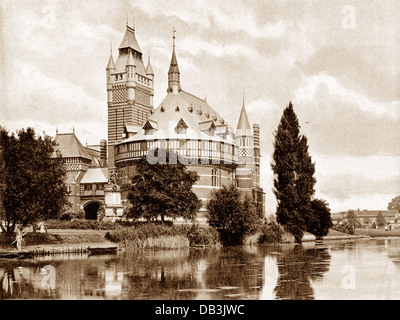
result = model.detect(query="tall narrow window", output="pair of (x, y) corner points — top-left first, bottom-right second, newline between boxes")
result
(212, 168), (218, 187)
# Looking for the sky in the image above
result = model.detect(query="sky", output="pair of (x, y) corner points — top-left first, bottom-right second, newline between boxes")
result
(0, 0), (399, 215)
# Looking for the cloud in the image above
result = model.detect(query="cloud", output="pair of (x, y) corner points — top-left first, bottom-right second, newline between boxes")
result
(3, 61), (105, 125)
(295, 73), (400, 120)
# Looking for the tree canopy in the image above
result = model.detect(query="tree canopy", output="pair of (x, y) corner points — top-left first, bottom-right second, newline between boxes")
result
(123, 151), (202, 222)
(376, 212), (386, 228)
(207, 185), (259, 246)
(388, 196), (400, 213)
(0, 127), (68, 233)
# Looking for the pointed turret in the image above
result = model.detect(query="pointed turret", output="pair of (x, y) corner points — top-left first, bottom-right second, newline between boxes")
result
(235, 95), (254, 191)
(126, 50), (136, 104)
(146, 55), (154, 76)
(236, 95), (253, 138)
(106, 54), (115, 70)
(237, 96), (251, 130)
(126, 50), (135, 66)
(167, 28), (181, 94)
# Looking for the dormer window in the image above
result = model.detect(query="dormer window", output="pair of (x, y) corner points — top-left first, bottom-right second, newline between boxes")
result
(143, 120), (159, 135)
(176, 119), (188, 134)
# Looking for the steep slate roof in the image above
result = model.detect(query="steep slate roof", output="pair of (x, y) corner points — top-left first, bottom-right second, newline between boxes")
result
(54, 133), (92, 160)
(114, 25), (147, 77)
(118, 26), (142, 53)
(80, 168), (108, 184)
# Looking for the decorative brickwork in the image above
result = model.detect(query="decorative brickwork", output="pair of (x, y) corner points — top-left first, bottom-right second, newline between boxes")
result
(112, 84), (128, 102)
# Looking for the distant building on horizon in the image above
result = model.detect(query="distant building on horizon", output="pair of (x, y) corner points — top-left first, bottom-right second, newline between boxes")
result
(331, 209), (399, 226)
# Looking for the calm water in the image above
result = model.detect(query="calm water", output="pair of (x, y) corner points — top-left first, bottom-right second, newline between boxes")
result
(2, 238), (400, 300)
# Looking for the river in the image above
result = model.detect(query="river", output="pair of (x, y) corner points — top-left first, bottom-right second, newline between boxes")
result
(1, 238), (400, 300)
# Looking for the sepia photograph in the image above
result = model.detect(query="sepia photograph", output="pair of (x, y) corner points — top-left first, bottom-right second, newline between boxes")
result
(0, 0), (399, 306)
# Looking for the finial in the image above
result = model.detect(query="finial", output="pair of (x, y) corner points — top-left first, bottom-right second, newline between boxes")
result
(173, 27), (176, 49)
(73, 125), (75, 134)
(126, 14), (129, 27)
(133, 15), (136, 31)
(56, 127), (58, 134)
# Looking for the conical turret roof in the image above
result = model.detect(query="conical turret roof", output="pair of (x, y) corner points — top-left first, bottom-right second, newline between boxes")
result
(236, 96), (251, 130)
(146, 56), (154, 75)
(106, 54), (115, 70)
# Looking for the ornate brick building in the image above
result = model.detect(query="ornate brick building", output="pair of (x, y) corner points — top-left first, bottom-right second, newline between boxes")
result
(55, 23), (265, 219)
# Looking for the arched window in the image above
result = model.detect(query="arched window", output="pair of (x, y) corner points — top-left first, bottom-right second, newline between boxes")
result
(212, 168), (219, 187)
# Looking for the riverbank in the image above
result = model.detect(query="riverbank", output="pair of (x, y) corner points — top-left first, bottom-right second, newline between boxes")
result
(0, 226), (391, 259)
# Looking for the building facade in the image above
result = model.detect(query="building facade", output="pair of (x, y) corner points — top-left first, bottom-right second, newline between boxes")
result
(55, 23), (265, 219)
(54, 131), (108, 219)
(112, 26), (265, 216)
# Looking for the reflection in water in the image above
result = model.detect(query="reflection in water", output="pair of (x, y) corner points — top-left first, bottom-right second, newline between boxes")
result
(260, 255), (278, 300)
(274, 245), (331, 300)
(6, 239), (400, 300)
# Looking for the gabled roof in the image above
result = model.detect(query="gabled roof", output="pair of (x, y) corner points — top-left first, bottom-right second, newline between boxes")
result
(118, 25), (142, 53)
(80, 168), (108, 184)
(53, 132), (92, 160)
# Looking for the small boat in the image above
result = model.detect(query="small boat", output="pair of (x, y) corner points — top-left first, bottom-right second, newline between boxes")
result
(87, 246), (118, 256)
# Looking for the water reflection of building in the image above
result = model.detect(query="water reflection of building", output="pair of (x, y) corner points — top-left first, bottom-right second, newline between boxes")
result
(260, 255), (278, 300)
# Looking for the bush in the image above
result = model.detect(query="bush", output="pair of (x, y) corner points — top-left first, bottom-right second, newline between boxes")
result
(186, 226), (220, 247)
(105, 223), (221, 249)
(333, 222), (355, 235)
(207, 185), (260, 246)
(45, 219), (117, 230)
(258, 221), (284, 244)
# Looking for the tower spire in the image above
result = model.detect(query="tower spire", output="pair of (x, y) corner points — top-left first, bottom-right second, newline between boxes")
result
(168, 28), (181, 93)
(237, 94), (251, 131)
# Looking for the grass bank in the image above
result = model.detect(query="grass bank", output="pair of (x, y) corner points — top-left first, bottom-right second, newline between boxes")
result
(105, 223), (221, 250)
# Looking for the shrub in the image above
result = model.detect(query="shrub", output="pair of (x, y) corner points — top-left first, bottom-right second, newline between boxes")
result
(207, 185), (260, 246)
(45, 219), (117, 230)
(258, 221), (284, 244)
(186, 226), (220, 247)
(333, 222), (355, 235)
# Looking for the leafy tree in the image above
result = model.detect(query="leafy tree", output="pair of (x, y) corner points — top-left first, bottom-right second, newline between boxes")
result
(376, 212), (386, 228)
(363, 217), (371, 227)
(271, 102), (316, 243)
(306, 199), (333, 240)
(0, 127), (68, 233)
(123, 151), (202, 222)
(388, 196), (400, 213)
(346, 210), (361, 230)
(207, 185), (259, 246)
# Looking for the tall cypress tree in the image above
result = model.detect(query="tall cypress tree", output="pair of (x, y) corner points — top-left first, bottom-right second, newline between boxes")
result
(272, 102), (305, 243)
(297, 135), (316, 231)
